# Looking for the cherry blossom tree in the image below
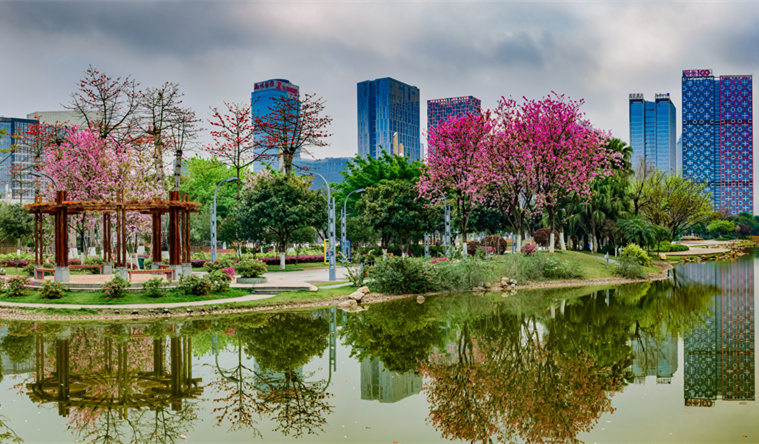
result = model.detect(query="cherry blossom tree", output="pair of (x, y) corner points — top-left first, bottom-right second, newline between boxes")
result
(255, 93), (332, 178)
(514, 93), (618, 252)
(418, 111), (493, 244)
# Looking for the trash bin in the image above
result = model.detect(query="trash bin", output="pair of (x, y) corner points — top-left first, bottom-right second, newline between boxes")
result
(137, 257), (145, 269)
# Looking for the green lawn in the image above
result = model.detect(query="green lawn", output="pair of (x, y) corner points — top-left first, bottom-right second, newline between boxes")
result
(265, 262), (328, 272)
(0, 287), (255, 306)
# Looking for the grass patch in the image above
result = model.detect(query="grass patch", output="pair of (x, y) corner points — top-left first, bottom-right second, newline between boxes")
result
(0, 287), (254, 306)
(266, 262), (327, 272)
(216, 285), (357, 309)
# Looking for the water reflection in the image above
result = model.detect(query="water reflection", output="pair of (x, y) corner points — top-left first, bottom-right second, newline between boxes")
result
(0, 255), (755, 443)
(680, 258), (755, 406)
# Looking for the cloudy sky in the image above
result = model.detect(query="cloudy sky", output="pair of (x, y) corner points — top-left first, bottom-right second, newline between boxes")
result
(1, 1), (758, 168)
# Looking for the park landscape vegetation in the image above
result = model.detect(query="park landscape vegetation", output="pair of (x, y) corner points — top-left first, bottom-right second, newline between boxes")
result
(0, 66), (749, 314)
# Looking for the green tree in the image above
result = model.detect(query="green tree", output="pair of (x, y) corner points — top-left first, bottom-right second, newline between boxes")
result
(0, 203), (33, 244)
(617, 216), (656, 248)
(235, 172), (324, 268)
(733, 212), (758, 236)
(640, 171), (712, 240)
(357, 180), (438, 250)
(707, 219), (735, 238)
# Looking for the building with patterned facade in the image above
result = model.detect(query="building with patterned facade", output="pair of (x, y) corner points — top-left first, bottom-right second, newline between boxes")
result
(680, 260), (755, 406)
(0, 116), (38, 203)
(427, 96), (481, 134)
(251, 79), (300, 172)
(682, 69), (753, 215)
(357, 77), (420, 161)
(629, 93), (677, 174)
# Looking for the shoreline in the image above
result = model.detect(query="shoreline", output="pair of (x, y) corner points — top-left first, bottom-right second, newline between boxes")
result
(0, 262), (672, 322)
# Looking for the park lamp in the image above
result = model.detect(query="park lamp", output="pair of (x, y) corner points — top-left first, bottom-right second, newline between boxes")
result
(29, 171), (59, 192)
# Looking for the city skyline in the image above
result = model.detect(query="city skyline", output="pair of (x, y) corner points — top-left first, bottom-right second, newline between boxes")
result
(1, 2), (758, 207)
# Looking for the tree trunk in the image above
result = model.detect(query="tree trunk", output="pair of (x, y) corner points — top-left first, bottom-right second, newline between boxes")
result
(559, 230), (567, 251)
(280, 251), (286, 270)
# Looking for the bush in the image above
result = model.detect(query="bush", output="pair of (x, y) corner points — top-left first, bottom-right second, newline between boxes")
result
(143, 277), (165, 298)
(534, 228), (560, 247)
(144, 258), (153, 269)
(40, 280), (67, 299)
(234, 259), (267, 278)
(69, 259), (82, 266)
(203, 258), (234, 273)
(621, 244), (651, 267)
(670, 243), (689, 252)
(207, 269), (232, 292)
(369, 257), (437, 295)
(21, 263), (36, 276)
(434, 259), (493, 292)
(520, 244), (537, 256)
(656, 242), (689, 252)
(179, 274), (213, 296)
(613, 256), (646, 279)
(535, 255), (584, 280)
(466, 241), (481, 256)
(102, 275), (130, 299)
(5, 276), (29, 298)
(83, 256), (104, 274)
(481, 235), (509, 254)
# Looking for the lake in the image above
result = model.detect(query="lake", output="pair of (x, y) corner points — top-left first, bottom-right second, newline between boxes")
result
(0, 252), (756, 443)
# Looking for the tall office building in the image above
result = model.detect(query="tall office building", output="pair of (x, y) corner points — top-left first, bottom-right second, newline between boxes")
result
(427, 96), (482, 133)
(251, 79), (300, 171)
(682, 69), (753, 215)
(357, 77), (420, 161)
(629, 93), (677, 174)
(0, 116), (38, 203)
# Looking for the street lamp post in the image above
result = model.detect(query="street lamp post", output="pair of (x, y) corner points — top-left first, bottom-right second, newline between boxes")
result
(312, 173), (336, 281)
(341, 188), (364, 265)
(211, 177), (238, 261)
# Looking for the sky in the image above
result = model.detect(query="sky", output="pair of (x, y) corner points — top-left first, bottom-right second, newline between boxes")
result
(1, 1), (758, 185)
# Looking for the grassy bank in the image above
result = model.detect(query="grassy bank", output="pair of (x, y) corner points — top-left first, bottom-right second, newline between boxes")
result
(0, 287), (256, 306)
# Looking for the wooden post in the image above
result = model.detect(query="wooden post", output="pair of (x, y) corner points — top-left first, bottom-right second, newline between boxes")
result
(168, 191), (180, 266)
(152, 213), (162, 268)
(103, 213), (112, 263)
(54, 191), (68, 268)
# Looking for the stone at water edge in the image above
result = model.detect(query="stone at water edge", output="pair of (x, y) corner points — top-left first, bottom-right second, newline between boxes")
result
(358, 286), (370, 294)
(349, 291), (364, 302)
(416, 295), (425, 304)
(338, 299), (357, 309)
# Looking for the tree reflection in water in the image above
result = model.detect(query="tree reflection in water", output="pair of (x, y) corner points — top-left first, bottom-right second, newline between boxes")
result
(209, 312), (334, 438)
(420, 275), (719, 444)
(14, 324), (202, 444)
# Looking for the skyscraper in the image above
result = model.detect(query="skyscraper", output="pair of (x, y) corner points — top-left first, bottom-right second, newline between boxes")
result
(629, 93), (677, 174)
(251, 78), (300, 171)
(682, 69), (753, 215)
(0, 116), (38, 203)
(357, 77), (420, 161)
(427, 96), (482, 133)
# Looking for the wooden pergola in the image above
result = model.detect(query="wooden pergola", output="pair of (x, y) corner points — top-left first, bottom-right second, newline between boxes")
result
(25, 190), (200, 280)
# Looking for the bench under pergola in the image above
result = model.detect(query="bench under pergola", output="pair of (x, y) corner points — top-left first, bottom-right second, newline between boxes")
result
(24, 189), (200, 282)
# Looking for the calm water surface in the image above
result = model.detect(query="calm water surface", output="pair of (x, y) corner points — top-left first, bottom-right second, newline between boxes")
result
(0, 253), (757, 443)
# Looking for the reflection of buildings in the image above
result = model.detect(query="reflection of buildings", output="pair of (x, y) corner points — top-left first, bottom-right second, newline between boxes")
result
(0, 326), (34, 375)
(26, 329), (201, 416)
(681, 259), (755, 406)
(360, 357), (422, 403)
(632, 329), (678, 384)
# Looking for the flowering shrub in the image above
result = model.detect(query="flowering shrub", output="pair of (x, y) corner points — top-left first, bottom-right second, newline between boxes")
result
(5, 276), (28, 298)
(179, 275), (213, 296)
(520, 244), (537, 256)
(102, 275), (130, 299)
(143, 277), (165, 298)
(483, 246), (495, 255)
(69, 259), (82, 266)
(221, 267), (235, 280)
(41, 280), (68, 299)
(207, 270), (232, 292)
(430, 257), (450, 265)
(538, 256), (583, 279)
(203, 258), (234, 272)
(234, 259), (267, 278)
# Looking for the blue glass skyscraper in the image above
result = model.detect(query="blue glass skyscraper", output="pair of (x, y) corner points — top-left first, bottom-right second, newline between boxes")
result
(251, 79), (299, 171)
(682, 69), (753, 215)
(357, 77), (420, 161)
(0, 116), (37, 203)
(629, 93), (677, 174)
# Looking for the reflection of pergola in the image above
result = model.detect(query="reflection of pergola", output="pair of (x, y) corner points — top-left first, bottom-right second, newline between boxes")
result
(26, 334), (201, 416)
(24, 189), (200, 282)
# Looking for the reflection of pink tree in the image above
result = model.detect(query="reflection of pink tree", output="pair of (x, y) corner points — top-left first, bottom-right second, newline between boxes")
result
(421, 315), (623, 444)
